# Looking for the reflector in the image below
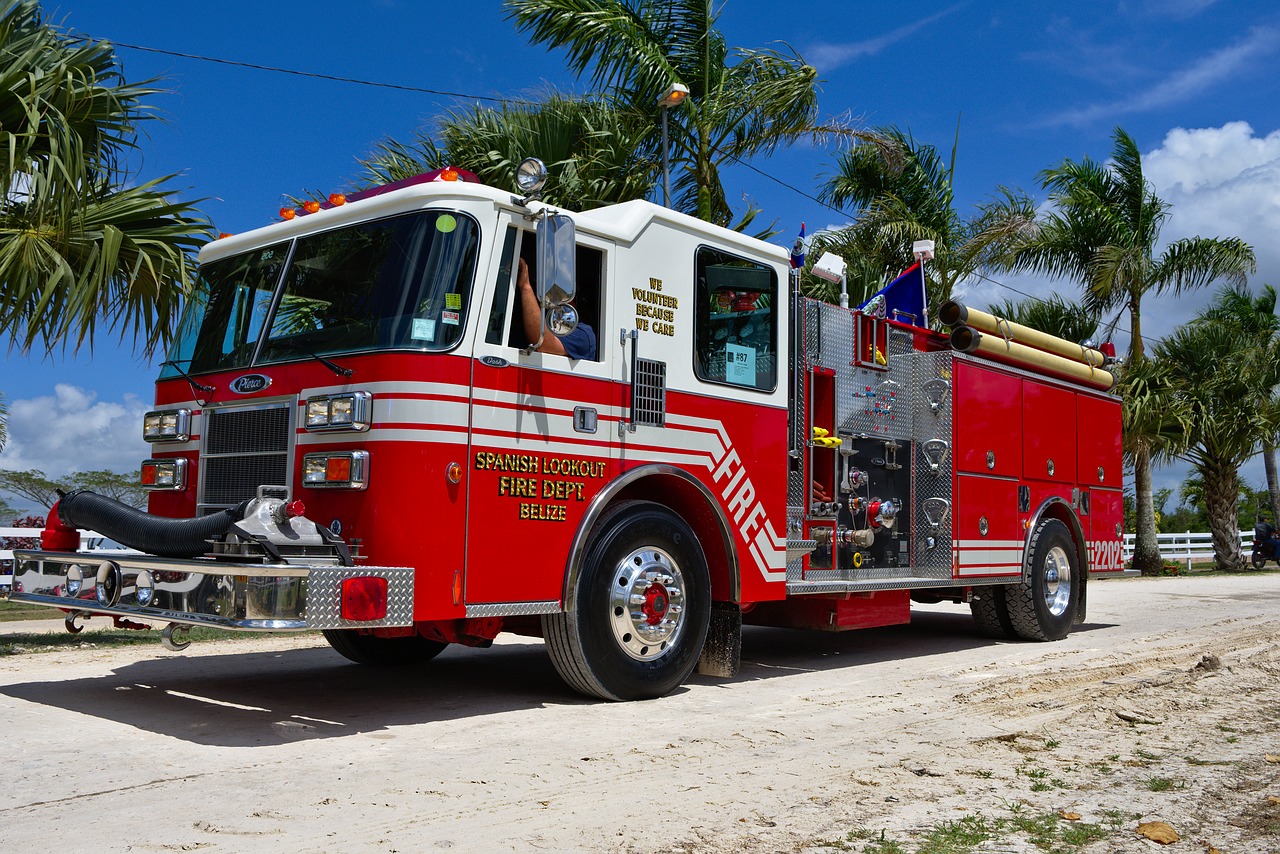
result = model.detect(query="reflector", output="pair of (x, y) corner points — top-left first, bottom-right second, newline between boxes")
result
(340, 576), (388, 621)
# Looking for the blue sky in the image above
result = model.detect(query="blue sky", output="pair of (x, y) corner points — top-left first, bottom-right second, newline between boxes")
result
(3, 0), (1280, 509)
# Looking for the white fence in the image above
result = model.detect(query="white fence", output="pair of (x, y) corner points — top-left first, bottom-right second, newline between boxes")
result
(1123, 530), (1256, 568)
(0, 526), (118, 563)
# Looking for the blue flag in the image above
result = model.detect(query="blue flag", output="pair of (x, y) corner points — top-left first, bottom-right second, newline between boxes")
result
(790, 222), (806, 269)
(860, 262), (927, 327)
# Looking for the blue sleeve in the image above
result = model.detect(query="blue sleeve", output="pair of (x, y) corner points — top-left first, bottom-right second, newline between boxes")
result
(559, 323), (596, 360)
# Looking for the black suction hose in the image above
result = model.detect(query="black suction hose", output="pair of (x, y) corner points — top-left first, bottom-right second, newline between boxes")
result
(57, 490), (247, 559)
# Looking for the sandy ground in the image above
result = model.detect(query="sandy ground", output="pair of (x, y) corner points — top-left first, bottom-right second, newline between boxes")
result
(1, 573), (1278, 853)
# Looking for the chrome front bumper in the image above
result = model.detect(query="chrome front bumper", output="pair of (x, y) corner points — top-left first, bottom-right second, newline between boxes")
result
(4, 550), (414, 631)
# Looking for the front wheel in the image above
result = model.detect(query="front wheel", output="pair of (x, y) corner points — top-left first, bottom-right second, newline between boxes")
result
(1005, 519), (1079, 641)
(543, 501), (711, 701)
(322, 630), (448, 665)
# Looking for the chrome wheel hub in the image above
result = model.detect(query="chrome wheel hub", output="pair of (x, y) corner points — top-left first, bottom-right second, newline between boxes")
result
(1042, 545), (1072, 617)
(608, 547), (686, 661)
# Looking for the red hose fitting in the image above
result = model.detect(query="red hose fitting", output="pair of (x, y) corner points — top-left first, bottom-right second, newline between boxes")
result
(40, 501), (81, 551)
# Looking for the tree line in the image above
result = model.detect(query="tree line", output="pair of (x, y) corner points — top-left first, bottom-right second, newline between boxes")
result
(0, 0), (1270, 570)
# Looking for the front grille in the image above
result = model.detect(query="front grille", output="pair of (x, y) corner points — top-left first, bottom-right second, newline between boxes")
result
(201, 403), (292, 510)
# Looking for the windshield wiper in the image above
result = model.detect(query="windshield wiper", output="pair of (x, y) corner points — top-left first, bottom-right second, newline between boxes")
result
(281, 340), (354, 378)
(160, 360), (217, 403)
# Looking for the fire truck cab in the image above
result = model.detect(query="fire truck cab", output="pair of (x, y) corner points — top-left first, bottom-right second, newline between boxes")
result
(6, 162), (1125, 701)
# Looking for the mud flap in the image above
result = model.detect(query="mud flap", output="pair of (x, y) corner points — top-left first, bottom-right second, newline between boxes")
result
(1074, 575), (1087, 625)
(696, 601), (742, 678)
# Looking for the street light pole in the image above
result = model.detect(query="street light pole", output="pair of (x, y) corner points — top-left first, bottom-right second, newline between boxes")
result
(658, 83), (689, 209)
(661, 106), (671, 207)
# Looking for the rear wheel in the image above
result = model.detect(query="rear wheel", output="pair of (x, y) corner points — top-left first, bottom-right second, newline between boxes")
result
(1006, 519), (1079, 641)
(543, 501), (711, 701)
(1251, 548), (1266, 570)
(969, 586), (1017, 639)
(322, 630), (448, 665)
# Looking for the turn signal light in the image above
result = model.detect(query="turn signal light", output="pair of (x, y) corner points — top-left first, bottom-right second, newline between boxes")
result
(302, 450), (369, 489)
(340, 576), (388, 621)
(140, 458), (187, 491)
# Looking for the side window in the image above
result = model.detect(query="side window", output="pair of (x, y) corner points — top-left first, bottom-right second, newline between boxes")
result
(694, 247), (777, 391)
(485, 226), (519, 345)
(500, 231), (603, 362)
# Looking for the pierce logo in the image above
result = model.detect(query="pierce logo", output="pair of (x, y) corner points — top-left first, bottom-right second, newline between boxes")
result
(230, 374), (271, 394)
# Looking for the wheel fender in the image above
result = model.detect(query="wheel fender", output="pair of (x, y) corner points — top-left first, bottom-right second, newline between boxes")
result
(561, 464), (738, 614)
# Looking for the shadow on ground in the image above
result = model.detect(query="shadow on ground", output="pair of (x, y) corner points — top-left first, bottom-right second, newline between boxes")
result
(0, 607), (1115, 747)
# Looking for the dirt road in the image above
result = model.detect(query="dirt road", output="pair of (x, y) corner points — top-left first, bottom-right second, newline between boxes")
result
(1, 573), (1278, 853)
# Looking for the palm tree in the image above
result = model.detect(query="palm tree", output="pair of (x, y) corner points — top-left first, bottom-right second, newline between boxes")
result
(815, 124), (1037, 313)
(998, 127), (1256, 574)
(1200, 284), (1280, 522)
(0, 0), (210, 356)
(358, 93), (659, 211)
(1142, 297), (1280, 570)
(504, 0), (820, 225)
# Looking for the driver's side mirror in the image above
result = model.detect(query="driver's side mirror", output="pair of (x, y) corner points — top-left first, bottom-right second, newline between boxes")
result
(537, 214), (576, 307)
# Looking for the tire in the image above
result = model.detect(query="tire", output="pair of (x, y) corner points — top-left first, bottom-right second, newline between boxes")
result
(1006, 519), (1079, 641)
(542, 501), (711, 701)
(322, 629), (448, 665)
(1251, 549), (1265, 570)
(969, 586), (1017, 639)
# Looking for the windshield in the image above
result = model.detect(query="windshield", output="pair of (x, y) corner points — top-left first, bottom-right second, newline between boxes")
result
(160, 210), (481, 378)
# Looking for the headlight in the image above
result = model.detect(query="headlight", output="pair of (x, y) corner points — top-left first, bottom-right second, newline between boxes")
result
(143, 409), (191, 443)
(304, 392), (371, 431)
(135, 571), (155, 607)
(302, 451), (369, 489)
(140, 458), (188, 491)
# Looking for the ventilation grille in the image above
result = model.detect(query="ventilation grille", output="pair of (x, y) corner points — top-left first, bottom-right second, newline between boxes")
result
(201, 403), (292, 510)
(632, 358), (667, 427)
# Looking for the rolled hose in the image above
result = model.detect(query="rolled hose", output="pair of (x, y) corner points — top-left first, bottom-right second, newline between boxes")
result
(56, 489), (247, 559)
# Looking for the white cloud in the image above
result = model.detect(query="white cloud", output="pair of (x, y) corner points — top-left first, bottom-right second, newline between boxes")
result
(0, 384), (149, 479)
(806, 3), (967, 71)
(1138, 122), (1280, 340)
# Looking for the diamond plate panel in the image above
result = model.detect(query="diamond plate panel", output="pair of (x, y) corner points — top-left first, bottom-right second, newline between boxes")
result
(839, 326), (914, 443)
(465, 600), (561, 618)
(912, 349), (955, 580)
(305, 566), (414, 629)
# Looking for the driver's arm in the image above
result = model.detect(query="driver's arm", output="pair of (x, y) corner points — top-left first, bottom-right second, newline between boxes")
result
(517, 258), (567, 356)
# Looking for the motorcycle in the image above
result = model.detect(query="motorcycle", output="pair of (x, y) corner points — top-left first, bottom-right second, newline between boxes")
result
(1250, 534), (1280, 569)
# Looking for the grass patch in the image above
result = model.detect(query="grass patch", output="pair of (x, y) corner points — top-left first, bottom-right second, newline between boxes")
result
(0, 600), (62, 622)
(816, 807), (1134, 853)
(1144, 776), (1177, 792)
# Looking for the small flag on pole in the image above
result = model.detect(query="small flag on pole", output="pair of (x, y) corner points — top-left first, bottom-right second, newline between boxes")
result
(860, 262), (928, 328)
(790, 222), (806, 269)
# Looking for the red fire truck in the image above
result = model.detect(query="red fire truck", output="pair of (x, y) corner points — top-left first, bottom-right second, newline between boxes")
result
(6, 160), (1125, 700)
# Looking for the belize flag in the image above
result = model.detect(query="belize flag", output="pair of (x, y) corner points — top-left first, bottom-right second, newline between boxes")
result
(790, 222), (806, 269)
(860, 262), (927, 328)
